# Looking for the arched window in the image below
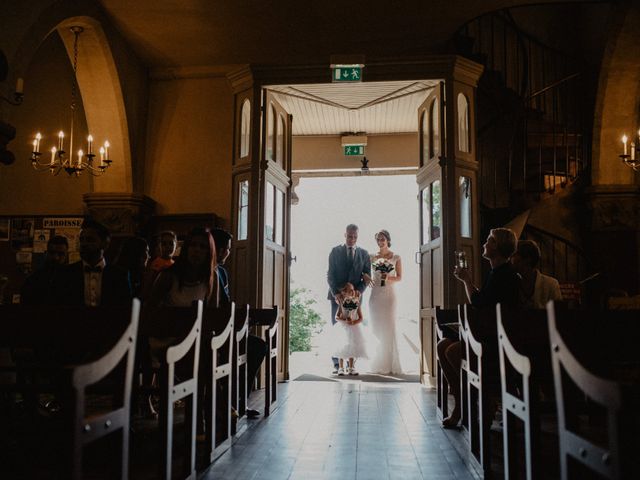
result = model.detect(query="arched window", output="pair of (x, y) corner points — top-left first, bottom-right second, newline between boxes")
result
(457, 94), (470, 153)
(266, 104), (275, 161)
(240, 99), (250, 158)
(276, 114), (285, 166)
(421, 111), (429, 165)
(430, 99), (440, 158)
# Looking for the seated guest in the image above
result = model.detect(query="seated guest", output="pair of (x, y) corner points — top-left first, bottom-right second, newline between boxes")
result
(511, 240), (562, 308)
(57, 219), (132, 307)
(149, 230), (177, 272)
(212, 228), (266, 419)
(114, 236), (150, 298)
(149, 227), (218, 307)
(20, 235), (69, 305)
(437, 227), (519, 428)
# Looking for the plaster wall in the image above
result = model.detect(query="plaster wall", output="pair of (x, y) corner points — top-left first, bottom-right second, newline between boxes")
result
(0, 31), (89, 215)
(144, 76), (233, 222)
(292, 134), (418, 171)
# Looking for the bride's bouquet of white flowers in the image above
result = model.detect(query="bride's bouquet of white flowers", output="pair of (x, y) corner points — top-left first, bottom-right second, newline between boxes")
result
(372, 258), (394, 286)
(342, 295), (358, 312)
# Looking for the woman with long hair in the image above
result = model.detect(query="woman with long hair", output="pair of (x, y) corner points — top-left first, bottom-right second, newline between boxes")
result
(149, 227), (219, 307)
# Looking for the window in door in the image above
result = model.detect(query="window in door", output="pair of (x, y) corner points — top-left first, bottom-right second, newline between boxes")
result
(265, 182), (275, 241)
(459, 176), (472, 238)
(276, 114), (285, 168)
(238, 180), (249, 240)
(421, 186), (431, 245)
(457, 94), (470, 153)
(421, 111), (429, 166)
(240, 99), (251, 158)
(430, 99), (440, 159)
(431, 180), (441, 241)
(266, 104), (275, 161)
(275, 187), (284, 245)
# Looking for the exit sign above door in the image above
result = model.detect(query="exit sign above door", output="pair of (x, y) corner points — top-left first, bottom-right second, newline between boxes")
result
(332, 65), (363, 82)
(344, 145), (365, 156)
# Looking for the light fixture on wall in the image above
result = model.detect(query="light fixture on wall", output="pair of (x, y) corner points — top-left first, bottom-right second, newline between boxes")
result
(30, 26), (111, 177)
(620, 132), (640, 171)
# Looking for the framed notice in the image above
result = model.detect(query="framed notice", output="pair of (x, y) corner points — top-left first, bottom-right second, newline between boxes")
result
(10, 218), (34, 250)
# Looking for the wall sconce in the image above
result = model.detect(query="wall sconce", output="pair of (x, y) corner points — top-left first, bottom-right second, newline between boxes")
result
(620, 132), (640, 171)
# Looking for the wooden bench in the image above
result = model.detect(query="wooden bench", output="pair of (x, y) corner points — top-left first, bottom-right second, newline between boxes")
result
(249, 306), (279, 417)
(231, 304), (249, 434)
(0, 301), (140, 479)
(547, 301), (640, 480)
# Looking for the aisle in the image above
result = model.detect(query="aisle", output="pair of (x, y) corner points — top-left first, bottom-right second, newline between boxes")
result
(200, 381), (480, 479)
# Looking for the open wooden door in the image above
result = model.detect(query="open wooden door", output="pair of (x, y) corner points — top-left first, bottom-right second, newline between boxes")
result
(417, 82), (446, 385)
(229, 73), (292, 384)
(260, 90), (292, 382)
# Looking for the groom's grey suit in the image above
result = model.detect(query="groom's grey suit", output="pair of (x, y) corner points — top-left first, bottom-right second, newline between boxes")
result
(327, 244), (371, 368)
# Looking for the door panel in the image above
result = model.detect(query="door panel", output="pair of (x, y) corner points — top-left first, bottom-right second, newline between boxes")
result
(417, 82), (446, 384)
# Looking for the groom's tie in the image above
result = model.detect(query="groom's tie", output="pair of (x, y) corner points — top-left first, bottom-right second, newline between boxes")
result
(347, 246), (354, 265)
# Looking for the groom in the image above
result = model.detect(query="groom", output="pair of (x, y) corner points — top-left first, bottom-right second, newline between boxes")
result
(327, 224), (371, 374)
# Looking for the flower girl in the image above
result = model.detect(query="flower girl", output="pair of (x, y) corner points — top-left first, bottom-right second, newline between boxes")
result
(332, 282), (367, 375)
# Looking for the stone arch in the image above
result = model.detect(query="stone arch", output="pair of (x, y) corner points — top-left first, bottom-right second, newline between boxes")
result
(592, 2), (640, 186)
(9, 7), (133, 193)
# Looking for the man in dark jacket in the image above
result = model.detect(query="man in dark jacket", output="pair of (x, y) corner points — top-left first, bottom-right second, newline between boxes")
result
(212, 228), (265, 418)
(57, 219), (131, 306)
(21, 235), (69, 305)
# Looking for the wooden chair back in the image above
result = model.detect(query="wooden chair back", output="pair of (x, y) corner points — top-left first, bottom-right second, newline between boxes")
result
(434, 306), (457, 420)
(232, 304), (250, 433)
(458, 304), (470, 436)
(250, 306), (279, 417)
(69, 298), (141, 480)
(203, 302), (235, 462)
(547, 301), (627, 480)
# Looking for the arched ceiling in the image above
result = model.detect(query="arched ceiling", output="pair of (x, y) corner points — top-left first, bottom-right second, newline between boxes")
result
(97, 0), (587, 68)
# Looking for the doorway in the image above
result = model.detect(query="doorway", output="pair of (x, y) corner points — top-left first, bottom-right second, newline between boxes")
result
(289, 174), (421, 381)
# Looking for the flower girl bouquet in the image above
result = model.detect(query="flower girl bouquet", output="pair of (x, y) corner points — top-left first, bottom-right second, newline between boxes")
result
(372, 258), (394, 286)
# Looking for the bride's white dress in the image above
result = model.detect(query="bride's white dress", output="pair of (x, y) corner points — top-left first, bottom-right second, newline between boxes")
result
(368, 254), (403, 374)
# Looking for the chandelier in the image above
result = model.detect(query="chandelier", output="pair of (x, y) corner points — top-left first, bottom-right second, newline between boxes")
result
(620, 133), (640, 171)
(30, 26), (111, 176)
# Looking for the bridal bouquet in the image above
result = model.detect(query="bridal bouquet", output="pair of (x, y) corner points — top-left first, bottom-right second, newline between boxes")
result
(372, 258), (394, 286)
(342, 296), (359, 312)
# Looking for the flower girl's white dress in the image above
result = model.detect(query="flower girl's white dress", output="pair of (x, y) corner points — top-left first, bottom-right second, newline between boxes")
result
(332, 296), (368, 359)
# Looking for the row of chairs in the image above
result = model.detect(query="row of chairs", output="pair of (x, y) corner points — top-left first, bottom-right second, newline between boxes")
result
(0, 299), (279, 479)
(435, 301), (640, 479)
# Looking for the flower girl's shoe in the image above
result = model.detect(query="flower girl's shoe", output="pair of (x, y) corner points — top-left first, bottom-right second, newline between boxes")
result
(349, 367), (359, 376)
(337, 368), (345, 376)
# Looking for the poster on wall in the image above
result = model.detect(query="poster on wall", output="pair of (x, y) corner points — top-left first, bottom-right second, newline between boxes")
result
(0, 219), (9, 241)
(33, 229), (51, 253)
(43, 218), (84, 229)
(10, 218), (35, 250)
(16, 250), (33, 275)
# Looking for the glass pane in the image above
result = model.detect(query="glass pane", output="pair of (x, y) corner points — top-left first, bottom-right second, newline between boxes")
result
(459, 176), (472, 238)
(276, 114), (285, 166)
(276, 188), (284, 245)
(238, 180), (249, 240)
(457, 94), (470, 153)
(421, 187), (430, 245)
(265, 182), (275, 241)
(431, 99), (440, 158)
(431, 180), (441, 241)
(421, 111), (429, 165)
(266, 104), (274, 161)
(240, 99), (250, 158)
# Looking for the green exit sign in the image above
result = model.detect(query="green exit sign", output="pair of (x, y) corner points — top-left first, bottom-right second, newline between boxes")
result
(344, 145), (365, 156)
(333, 66), (362, 82)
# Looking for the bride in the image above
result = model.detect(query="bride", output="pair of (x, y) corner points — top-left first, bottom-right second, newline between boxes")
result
(366, 229), (403, 374)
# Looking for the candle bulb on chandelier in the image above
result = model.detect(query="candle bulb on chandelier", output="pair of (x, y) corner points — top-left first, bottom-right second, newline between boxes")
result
(15, 78), (24, 95)
(99, 146), (105, 167)
(87, 135), (93, 155)
(632, 143), (636, 161)
(50, 147), (57, 166)
(77, 149), (83, 168)
(103, 140), (110, 160)
(34, 133), (41, 153)
(622, 135), (628, 155)
(58, 131), (65, 151)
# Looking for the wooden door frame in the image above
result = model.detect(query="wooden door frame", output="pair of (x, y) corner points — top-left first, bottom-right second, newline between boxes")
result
(226, 56), (483, 385)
